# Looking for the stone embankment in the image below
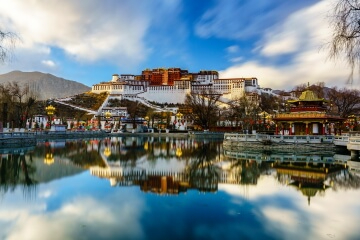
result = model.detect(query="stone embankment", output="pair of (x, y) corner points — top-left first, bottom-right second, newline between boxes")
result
(0, 130), (224, 145)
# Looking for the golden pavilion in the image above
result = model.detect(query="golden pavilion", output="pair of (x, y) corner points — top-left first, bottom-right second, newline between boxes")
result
(273, 86), (344, 135)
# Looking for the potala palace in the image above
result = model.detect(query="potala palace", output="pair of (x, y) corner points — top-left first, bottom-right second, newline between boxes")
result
(47, 68), (279, 132)
(91, 68), (274, 109)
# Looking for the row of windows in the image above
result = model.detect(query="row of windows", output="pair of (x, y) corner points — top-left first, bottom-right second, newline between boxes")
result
(93, 85), (111, 90)
(93, 80), (244, 93)
(131, 86), (143, 90)
(191, 85), (237, 90)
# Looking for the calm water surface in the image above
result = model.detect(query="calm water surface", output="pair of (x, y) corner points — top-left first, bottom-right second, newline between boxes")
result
(0, 136), (359, 240)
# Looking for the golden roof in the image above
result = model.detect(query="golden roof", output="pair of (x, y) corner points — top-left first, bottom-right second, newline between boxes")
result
(288, 86), (327, 103)
(299, 89), (319, 101)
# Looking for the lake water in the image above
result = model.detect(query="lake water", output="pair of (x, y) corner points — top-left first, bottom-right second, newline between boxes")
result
(0, 136), (359, 240)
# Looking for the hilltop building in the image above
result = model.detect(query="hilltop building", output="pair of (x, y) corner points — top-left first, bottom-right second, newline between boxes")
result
(91, 68), (268, 105)
(141, 68), (189, 85)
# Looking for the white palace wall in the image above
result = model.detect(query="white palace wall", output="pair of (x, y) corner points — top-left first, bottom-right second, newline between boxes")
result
(91, 75), (264, 105)
(92, 83), (145, 95)
(139, 85), (191, 104)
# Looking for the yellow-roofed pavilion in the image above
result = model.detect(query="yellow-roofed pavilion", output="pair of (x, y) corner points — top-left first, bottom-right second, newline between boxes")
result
(272, 86), (344, 135)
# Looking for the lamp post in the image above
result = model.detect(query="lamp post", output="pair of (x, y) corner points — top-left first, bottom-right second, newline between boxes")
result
(45, 105), (56, 130)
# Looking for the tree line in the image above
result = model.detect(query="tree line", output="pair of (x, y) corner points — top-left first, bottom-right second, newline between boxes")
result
(0, 82), (38, 129)
(0, 80), (357, 131)
(183, 83), (360, 131)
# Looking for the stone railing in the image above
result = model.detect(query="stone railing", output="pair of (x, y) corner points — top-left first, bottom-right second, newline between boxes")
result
(224, 133), (334, 144)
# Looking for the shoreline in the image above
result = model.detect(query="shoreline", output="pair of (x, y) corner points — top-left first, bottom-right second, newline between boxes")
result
(0, 130), (225, 146)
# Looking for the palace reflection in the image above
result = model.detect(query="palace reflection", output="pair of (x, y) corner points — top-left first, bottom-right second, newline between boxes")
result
(90, 136), (226, 193)
(1, 136), (360, 205)
(87, 136), (351, 204)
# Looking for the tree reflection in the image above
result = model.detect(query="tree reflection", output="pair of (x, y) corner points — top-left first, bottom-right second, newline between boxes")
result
(231, 160), (261, 185)
(35, 140), (106, 168)
(0, 152), (37, 199)
(328, 169), (360, 191)
(187, 142), (219, 192)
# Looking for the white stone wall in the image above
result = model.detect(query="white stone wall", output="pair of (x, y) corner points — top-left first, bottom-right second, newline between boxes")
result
(139, 86), (191, 104)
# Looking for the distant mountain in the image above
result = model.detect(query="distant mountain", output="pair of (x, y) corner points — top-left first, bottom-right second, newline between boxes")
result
(0, 71), (91, 100)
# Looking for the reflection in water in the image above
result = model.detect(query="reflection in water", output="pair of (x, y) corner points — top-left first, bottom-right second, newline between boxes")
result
(224, 148), (351, 204)
(0, 137), (358, 204)
(272, 161), (345, 205)
(90, 137), (227, 193)
(188, 141), (220, 192)
(86, 136), (354, 204)
(0, 148), (37, 199)
(1, 137), (360, 239)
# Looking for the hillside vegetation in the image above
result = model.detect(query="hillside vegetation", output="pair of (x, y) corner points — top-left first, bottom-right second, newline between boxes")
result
(63, 92), (108, 110)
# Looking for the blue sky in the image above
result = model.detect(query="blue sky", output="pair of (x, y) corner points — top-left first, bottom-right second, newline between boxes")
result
(0, 0), (354, 90)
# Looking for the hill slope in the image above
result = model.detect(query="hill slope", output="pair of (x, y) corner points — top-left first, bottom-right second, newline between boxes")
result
(0, 71), (91, 100)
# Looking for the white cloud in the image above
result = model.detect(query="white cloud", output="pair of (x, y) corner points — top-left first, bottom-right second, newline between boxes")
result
(220, 172), (360, 240)
(41, 60), (56, 68)
(1, 195), (144, 240)
(0, 0), (152, 67)
(38, 190), (53, 198)
(230, 57), (243, 63)
(261, 207), (299, 234)
(259, 1), (331, 57)
(0, 0), (188, 78)
(226, 45), (240, 54)
(220, 1), (356, 90)
(0, 46), (62, 75)
(195, 0), (316, 39)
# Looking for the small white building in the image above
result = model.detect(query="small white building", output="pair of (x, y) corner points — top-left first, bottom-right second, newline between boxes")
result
(30, 115), (48, 129)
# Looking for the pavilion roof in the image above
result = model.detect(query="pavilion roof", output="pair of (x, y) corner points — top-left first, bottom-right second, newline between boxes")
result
(288, 88), (328, 103)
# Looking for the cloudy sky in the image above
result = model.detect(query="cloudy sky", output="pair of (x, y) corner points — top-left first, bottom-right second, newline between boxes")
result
(0, 0), (355, 90)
